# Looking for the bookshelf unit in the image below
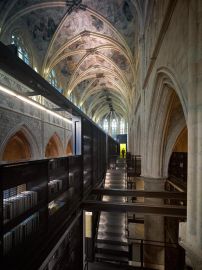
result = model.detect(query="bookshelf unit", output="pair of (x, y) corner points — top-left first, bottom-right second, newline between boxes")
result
(0, 156), (83, 269)
(82, 118), (93, 196)
(0, 41), (120, 270)
(41, 214), (83, 270)
(1, 160), (48, 263)
(48, 157), (69, 230)
(68, 155), (83, 202)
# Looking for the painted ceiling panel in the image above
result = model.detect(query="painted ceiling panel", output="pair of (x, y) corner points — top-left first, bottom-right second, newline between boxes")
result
(84, 0), (137, 52)
(0, 0), (139, 123)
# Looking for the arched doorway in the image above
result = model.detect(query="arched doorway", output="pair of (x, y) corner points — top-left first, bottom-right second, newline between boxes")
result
(45, 133), (63, 158)
(2, 130), (31, 161)
(168, 127), (188, 182)
(144, 71), (187, 268)
(162, 93), (187, 267)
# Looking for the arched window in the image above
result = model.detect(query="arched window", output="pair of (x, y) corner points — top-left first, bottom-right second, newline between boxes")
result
(69, 92), (76, 104)
(48, 69), (58, 88)
(103, 119), (108, 132)
(120, 119), (125, 134)
(69, 92), (73, 102)
(11, 35), (31, 65)
(111, 118), (117, 134)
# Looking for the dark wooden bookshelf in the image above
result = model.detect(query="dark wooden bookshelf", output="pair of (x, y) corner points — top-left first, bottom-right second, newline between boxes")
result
(1, 133), (118, 270)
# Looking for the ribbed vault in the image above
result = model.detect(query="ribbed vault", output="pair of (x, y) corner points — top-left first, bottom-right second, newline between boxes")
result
(0, 0), (144, 125)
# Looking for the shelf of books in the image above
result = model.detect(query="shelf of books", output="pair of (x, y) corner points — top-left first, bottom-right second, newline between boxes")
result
(97, 130), (107, 186)
(82, 118), (93, 196)
(0, 156), (83, 269)
(1, 160), (49, 259)
(48, 157), (68, 225)
(69, 155), (83, 202)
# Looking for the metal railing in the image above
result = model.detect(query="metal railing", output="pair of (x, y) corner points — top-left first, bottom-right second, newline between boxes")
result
(127, 238), (185, 269)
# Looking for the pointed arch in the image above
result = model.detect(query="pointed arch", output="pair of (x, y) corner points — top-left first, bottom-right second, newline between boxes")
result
(66, 139), (73, 155)
(0, 124), (40, 161)
(45, 132), (63, 158)
(145, 68), (187, 178)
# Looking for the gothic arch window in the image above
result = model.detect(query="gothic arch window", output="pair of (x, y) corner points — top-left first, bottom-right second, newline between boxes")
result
(11, 35), (31, 66)
(103, 119), (109, 132)
(111, 118), (117, 134)
(48, 69), (58, 89)
(120, 119), (125, 134)
(69, 92), (73, 102)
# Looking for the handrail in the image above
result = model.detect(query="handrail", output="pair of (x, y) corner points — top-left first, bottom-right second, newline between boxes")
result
(167, 176), (187, 192)
(92, 188), (187, 200)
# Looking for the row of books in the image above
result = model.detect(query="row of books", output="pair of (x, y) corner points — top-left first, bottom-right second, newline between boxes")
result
(48, 200), (65, 216)
(48, 179), (63, 195)
(3, 212), (39, 255)
(3, 190), (38, 223)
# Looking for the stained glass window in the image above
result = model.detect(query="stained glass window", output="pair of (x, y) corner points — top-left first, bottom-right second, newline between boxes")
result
(111, 118), (117, 134)
(11, 35), (30, 65)
(120, 119), (125, 134)
(48, 69), (59, 90)
(103, 119), (108, 131)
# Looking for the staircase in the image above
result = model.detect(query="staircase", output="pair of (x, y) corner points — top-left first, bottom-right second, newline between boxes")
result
(95, 160), (129, 265)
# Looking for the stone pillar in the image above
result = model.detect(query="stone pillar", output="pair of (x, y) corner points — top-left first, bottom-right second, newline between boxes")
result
(179, 1), (202, 268)
(143, 177), (166, 267)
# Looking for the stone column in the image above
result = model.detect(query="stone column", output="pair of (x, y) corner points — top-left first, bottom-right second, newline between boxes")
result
(179, 1), (202, 268)
(143, 177), (166, 267)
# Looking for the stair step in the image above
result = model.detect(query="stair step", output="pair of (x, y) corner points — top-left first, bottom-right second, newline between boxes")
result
(100, 211), (126, 217)
(95, 253), (129, 263)
(100, 215), (126, 220)
(98, 230), (126, 238)
(104, 180), (125, 183)
(99, 220), (126, 228)
(97, 233), (128, 245)
(100, 213), (126, 219)
(104, 182), (125, 185)
(98, 226), (126, 234)
(96, 243), (129, 253)
(88, 261), (154, 270)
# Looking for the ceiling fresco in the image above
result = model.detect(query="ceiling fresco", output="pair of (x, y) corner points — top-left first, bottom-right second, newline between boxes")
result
(0, 0), (144, 123)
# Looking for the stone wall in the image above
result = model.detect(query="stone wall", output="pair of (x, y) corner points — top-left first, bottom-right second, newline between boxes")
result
(129, 0), (202, 267)
(0, 69), (72, 160)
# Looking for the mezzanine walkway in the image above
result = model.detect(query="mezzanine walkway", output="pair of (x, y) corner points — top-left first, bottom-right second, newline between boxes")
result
(94, 160), (129, 265)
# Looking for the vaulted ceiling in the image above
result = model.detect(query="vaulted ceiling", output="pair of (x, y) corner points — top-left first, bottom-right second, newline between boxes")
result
(0, 0), (148, 123)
